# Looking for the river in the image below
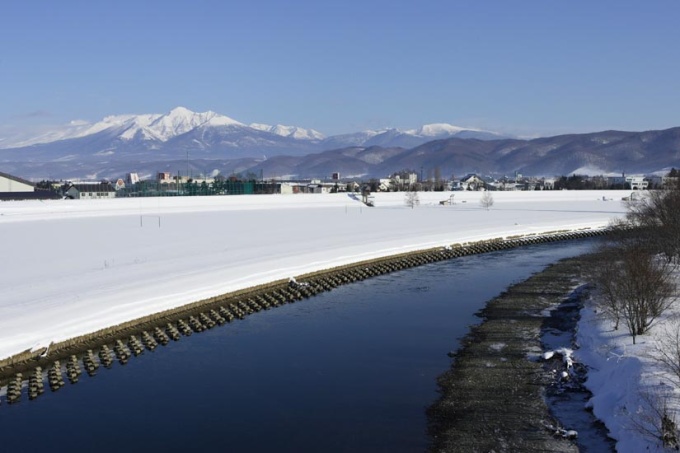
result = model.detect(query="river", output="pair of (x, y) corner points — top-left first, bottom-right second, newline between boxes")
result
(0, 240), (597, 452)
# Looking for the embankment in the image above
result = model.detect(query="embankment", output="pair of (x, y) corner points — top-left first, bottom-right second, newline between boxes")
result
(0, 228), (608, 405)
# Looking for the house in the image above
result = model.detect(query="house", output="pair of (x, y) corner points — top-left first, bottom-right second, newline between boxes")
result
(379, 179), (392, 191)
(459, 174), (487, 191)
(494, 177), (522, 191)
(541, 178), (556, 190)
(64, 182), (117, 200)
(114, 179), (126, 190)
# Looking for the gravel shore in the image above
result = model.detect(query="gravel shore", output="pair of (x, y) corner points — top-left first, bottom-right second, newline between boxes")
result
(427, 257), (596, 452)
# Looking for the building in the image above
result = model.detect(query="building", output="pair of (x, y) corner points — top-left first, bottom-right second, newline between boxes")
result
(459, 174), (487, 191)
(541, 178), (556, 190)
(390, 172), (418, 189)
(0, 172), (63, 200)
(280, 180), (339, 194)
(0, 171), (51, 200)
(64, 182), (117, 199)
(0, 171), (34, 193)
(378, 179), (392, 191)
(157, 172), (173, 183)
(607, 174), (648, 190)
(126, 173), (140, 186)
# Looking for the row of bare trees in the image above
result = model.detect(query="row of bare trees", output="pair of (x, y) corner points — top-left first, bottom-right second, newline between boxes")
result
(587, 181), (680, 447)
(589, 181), (679, 343)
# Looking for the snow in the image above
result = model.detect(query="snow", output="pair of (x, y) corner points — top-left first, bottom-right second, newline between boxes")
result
(0, 109), (510, 152)
(0, 108), (245, 148)
(570, 166), (624, 177)
(408, 123), (471, 137)
(14, 188), (680, 449)
(140, 107), (244, 140)
(0, 120), (109, 148)
(577, 268), (680, 451)
(0, 190), (627, 364)
(249, 123), (325, 140)
(80, 107), (245, 142)
(99, 113), (158, 137)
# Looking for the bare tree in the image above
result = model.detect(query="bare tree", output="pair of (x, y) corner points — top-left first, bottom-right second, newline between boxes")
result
(614, 244), (676, 344)
(588, 238), (676, 344)
(652, 321), (680, 386)
(434, 166), (443, 191)
(630, 388), (680, 449)
(588, 245), (624, 330)
(624, 180), (680, 263)
(479, 191), (494, 210)
(405, 190), (420, 209)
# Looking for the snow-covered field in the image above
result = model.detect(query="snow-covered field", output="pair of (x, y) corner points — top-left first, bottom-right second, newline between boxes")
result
(0, 190), (627, 362)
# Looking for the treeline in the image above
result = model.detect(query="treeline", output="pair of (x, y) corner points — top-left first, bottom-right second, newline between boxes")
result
(589, 180), (680, 342)
(587, 179), (680, 447)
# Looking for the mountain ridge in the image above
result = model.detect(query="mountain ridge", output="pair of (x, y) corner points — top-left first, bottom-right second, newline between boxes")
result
(0, 106), (499, 150)
(1, 107), (678, 181)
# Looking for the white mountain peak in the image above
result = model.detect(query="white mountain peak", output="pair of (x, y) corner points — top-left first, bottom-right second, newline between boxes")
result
(64, 107), (244, 143)
(249, 122), (325, 141)
(407, 123), (477, 137)
(141, 107), (244, 141)
(0, 107), (501, 151)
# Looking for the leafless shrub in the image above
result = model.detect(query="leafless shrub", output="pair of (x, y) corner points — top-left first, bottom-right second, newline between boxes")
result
(404, 190), (420, 209)
(624, 181), (680, 263)
(588, 243), (676, 344)
(588, 245), (624, 330)
(618, 245), (676, 344)
(652, 321), (680, 387)
(630, 387), (680, 450)
(479, 191), (494, 210)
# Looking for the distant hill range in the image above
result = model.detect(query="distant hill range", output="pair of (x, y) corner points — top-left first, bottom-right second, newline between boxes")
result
(0, 107), (678, 181)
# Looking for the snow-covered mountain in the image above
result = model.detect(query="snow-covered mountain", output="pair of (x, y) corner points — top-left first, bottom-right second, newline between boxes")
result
(0, 107), (504, 151)
(0, 107), (513, 180)
(249, 123), (325, 141)
(319, 124), (506, 149)
(2, 107), (246, 148)
(2, 111), (679, 181)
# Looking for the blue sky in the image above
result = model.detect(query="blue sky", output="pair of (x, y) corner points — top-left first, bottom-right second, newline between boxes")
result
(1, 0), (679, 137)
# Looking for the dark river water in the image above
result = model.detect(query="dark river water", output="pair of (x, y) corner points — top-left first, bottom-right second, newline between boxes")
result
(0, 240), (597, 452)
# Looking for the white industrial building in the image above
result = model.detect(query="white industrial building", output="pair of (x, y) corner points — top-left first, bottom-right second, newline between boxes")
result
(0, 171), (35, 193)
(607, 174), (648, 190)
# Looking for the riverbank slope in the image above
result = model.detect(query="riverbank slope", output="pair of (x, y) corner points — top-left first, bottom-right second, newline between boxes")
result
(0, 190), (627, 361)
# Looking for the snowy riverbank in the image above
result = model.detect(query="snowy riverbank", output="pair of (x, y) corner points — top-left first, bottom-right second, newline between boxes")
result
(577, 269), (680, 452)
(0, 190), (627, 362)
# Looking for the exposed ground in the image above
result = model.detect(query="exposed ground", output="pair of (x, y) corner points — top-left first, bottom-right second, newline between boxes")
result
(427, 257), (595, 452)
